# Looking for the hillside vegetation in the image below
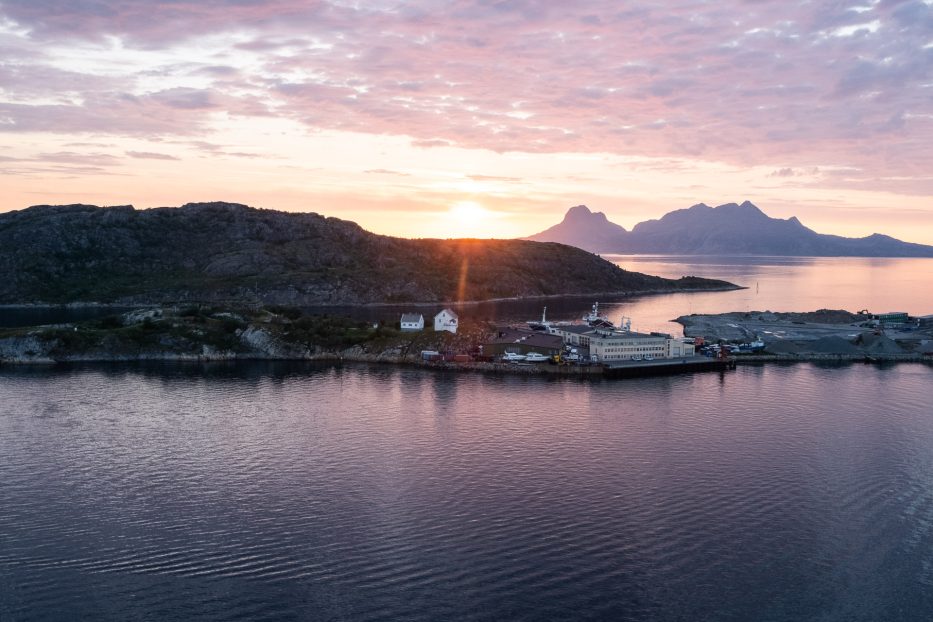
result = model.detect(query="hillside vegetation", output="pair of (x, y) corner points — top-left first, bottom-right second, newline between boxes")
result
(0, 202), (735, 305)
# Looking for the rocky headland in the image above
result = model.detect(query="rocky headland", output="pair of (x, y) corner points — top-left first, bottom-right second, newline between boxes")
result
(0, 202), (737, 306)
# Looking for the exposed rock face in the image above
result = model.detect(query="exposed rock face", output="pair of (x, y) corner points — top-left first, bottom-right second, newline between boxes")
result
(239, 326), (311, 359)
(0, 202), (736, 305)
(525, 201), (933, 256)
(0, 333), (53, 363)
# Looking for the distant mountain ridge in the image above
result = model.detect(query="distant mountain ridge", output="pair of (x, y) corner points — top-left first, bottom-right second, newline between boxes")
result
(525, 201), (933, 257)
(0, 202), (736, 305)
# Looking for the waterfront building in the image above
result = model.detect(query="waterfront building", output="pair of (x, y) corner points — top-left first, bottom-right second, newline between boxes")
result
(553, 325), (695, 362)
(400, 313), (425, 331)
(551, 324), (595, 348)
(434, 308), (459, 334)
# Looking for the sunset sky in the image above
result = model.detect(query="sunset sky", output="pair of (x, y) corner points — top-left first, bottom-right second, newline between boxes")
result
(1, 1), (931, 242)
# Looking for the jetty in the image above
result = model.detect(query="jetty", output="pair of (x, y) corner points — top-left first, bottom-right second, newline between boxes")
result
(602, 356), (735, 378)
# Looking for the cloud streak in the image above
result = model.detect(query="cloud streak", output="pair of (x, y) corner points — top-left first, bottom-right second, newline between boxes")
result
(0, 0), (930, 238)
(1, 1), (929, 168)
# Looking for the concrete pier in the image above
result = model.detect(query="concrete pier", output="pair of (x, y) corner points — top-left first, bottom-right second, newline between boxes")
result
(602, 356), (734, 378)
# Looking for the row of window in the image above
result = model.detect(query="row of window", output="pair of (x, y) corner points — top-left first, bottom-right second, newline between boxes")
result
(601, 346), (665, 353)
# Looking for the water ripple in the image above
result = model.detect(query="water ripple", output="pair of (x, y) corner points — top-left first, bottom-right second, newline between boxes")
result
(3, 362), (933, 620)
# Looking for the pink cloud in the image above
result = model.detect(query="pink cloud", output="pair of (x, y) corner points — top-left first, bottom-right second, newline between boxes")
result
(0, 0), (929, 185)
(126, 150), (180, 160)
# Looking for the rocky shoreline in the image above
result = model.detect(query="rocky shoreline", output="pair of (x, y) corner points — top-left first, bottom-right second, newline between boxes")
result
(3, 305), (932, 374)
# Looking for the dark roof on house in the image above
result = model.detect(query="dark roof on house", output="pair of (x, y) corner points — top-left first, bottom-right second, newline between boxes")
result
(487, 328), (563, 349)
(555, 325), (597, 335)
(400, 313), (423, 323)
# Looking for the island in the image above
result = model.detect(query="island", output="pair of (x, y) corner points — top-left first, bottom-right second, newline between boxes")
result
(5, 304), (929, 376)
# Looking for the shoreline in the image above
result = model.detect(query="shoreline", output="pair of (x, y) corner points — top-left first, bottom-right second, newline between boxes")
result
(4, 304), (930, 373)
(0, 284), (743, 311)
(2, 351), (930, 372)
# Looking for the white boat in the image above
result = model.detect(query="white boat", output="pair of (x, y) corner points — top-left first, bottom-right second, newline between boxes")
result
(524, 352), (549, 363)
(584, 302), (614, 328)
(502, 352), (527, 362)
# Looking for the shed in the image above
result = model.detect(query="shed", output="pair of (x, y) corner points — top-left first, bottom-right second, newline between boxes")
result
(400, 313), (424, 332)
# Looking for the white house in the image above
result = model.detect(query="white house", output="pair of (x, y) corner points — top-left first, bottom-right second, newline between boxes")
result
(400, 313), (424, 331)
(434, 308), (459, 334)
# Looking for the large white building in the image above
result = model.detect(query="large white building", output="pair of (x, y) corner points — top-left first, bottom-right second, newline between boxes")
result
(434, 308), (459, 334)
(551, 325), (694, 362)
(588, 328), (694, 362)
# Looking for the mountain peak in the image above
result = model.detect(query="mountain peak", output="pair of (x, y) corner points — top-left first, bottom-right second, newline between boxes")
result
(524, 204), (627, 251)
(563, 204), (608, 223)
(525, 200), (933, 257)
(713, 201), (767, 218)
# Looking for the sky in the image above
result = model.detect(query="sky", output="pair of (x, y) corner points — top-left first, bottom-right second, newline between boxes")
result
(1, 0), (931, 242)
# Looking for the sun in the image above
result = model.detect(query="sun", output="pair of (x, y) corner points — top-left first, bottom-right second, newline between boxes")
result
(445, 201), (498, 238)
(449, 200), (487, 221)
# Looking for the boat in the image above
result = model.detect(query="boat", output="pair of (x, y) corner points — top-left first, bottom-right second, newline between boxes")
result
(527, 307), (571, 333)
(524, 352), (549, 363)
(527, 306), (550, 331)
(584, 302), (615, 328)
(502, 352), (527, 362)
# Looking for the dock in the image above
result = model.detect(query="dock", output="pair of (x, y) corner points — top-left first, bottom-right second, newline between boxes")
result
(602, 356), (735, 378)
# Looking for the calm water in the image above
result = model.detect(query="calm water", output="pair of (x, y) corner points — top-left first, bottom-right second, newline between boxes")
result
(309, 256), (933, 335)
(2, 361), (933, 621)
(600, 255), (933, 335)
(3, 257), (933, 621)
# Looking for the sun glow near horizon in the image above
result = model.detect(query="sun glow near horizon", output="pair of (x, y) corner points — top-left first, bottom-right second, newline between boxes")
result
(434, 201), (505, 239)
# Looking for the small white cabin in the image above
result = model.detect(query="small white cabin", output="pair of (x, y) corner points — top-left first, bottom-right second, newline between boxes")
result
(400, 313), (425, 332)
(434, 308), (459, 334)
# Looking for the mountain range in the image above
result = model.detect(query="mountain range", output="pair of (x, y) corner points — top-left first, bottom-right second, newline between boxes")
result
(526, 202), (933, 257)
(0, 202), (735, 305)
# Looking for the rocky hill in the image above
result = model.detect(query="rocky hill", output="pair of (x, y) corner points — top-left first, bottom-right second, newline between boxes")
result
(526, 205), (630, 252)
(526, 202), (933, 257)
(0, 202), (736, 305)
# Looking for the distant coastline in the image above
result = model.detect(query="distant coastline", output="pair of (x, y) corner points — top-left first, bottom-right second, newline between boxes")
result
(526, 202), (933, 257)
(0, 283), (743, 311)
